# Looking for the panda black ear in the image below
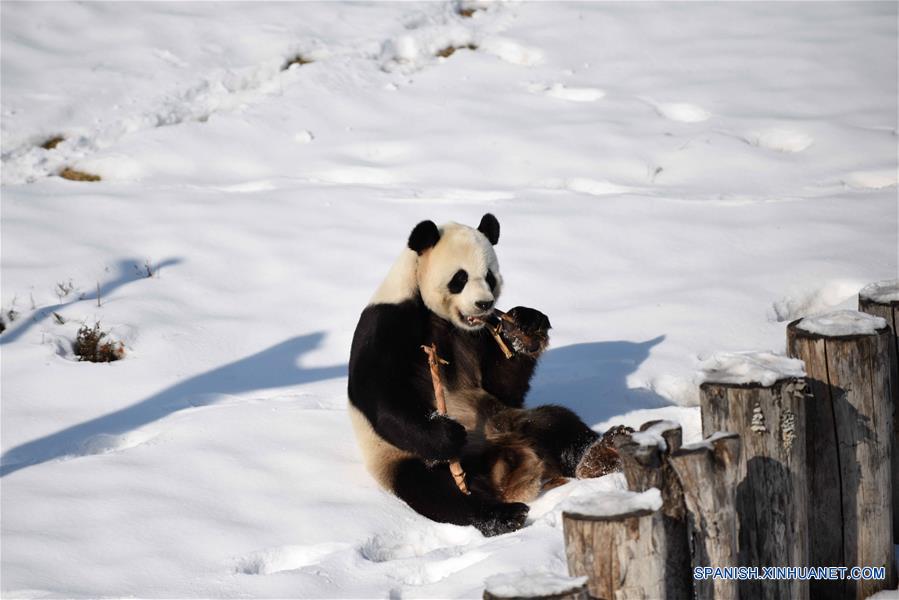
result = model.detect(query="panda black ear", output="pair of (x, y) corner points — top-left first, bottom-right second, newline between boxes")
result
(477, 213), (500, 245)
(408, 220), (441, 255)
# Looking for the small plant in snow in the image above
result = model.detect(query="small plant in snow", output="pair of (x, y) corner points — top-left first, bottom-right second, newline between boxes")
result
(750, 401), (767, 433)
(40, 135), (65, 150)
(435, 44), (478, 58)
(282, 54), (313, 71)
(73, 322), (125, 363)
(59, 167), (101, 182)
(56, 280), (75, 302)
(1, 306), (20, 333)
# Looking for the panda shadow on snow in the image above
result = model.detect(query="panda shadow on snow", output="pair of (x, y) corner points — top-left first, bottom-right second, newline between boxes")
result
(527, 335), (668, 427)
(0, 332), (345, 477)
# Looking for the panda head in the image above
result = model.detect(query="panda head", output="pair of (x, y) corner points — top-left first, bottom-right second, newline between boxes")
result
(408, 213), (503, 332)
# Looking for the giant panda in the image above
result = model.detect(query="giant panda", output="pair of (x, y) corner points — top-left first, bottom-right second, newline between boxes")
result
(348, 214), (625, 536)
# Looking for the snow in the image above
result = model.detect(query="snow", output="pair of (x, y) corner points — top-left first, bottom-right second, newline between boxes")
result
(860, 280), (899, 304)
(561, 488), (663, 519)
(681, 431), (738, 452)
(796, 310), (888, 337)
(484, 571), (587, 598)
(630, 420), (680, 451)
(699, 351), (806, 387)
(1, 1), (896, 598)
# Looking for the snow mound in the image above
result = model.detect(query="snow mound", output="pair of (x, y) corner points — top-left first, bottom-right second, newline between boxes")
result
(699, 352), (806, 387)
(796, 310), (887, 337)
(770, 280), (861, 322)
(484, 571), (587, 598)
(561, 488), (662, 518)
(860, 280), (899, 304)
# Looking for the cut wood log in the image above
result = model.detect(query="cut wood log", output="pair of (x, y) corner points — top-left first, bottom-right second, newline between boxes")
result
(563, 490), (666, 600)
(858, 280), (899, 542)
(618, 421), (692, 600)
(483, 572), (588, 600)
(669, 433), (741, 600)
(700, 368), (809, 600)
(787, 311), (895, 599)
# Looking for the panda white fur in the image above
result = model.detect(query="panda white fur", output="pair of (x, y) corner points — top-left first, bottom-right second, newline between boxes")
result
(348, 214), (620, 536)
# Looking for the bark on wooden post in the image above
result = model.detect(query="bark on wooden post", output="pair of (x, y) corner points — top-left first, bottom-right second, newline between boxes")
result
(563, 489), (666, 600)
(483, 573), (588, 600)
(617, 421), (692, 599)
(858, 280), (899, 542)
(787, 310), (895, 599)
(669, 433), (741, 600)
(699, 352), (809, 600)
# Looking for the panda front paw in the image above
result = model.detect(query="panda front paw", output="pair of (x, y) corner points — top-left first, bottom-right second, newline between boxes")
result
(473, 501), (530, 536)
(501, 307), (551, 356)
(505, 307), (551, 336)
(427, 414), (467, 461)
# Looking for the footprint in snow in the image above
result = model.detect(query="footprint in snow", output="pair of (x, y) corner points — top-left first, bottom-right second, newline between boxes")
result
(842, 169), (897, 190)
(529, 83), (606, 102)
(645, 99), (710, 123)
(539, 177), (636, 197)
(746, 129), (813, 153)
(235, 543), (351, 575)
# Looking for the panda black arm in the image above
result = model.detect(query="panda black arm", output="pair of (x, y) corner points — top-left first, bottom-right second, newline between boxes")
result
(479, 306), (551, 408)
(348, 302), (467, 461)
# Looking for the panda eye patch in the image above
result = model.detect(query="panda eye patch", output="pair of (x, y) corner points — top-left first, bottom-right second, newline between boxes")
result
(486, 270), (497, 291)
(448, 269), (468, 294)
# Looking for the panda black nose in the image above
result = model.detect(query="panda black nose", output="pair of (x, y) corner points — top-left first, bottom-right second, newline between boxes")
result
(476, 300), (494, 311)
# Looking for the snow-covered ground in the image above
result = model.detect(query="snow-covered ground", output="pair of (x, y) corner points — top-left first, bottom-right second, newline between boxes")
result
(1, 2), (896, 597)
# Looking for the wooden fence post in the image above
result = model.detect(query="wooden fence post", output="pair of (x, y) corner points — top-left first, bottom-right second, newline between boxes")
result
(699, 352), (809, 600)
(669, 433), (741, 600)
(858, 280), (899, 542)
(483, 572), (588, 600)
(787, 310), (895, 599)
(618, 421), (692, 599)
(563, 489), (666, 600)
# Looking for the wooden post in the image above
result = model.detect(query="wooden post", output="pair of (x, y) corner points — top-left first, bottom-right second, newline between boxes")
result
(483, 573), (588, 600)
(669, 433), (741, 600)
(563, 490), (666, 600)
(858, 280), (899, 542)
(699, 356), (809, 600)
(618, 421), (692, 599)
(787, 311), (895, 599)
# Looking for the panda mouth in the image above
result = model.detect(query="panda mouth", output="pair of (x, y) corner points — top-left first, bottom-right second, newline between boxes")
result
(460, 311), (489, 327)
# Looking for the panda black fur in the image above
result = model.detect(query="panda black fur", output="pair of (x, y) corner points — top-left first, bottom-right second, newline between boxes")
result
(348, 214), (606, 536)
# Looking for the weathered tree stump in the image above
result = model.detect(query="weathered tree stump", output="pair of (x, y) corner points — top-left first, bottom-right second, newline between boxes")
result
(563, 489), (666, 600)
(858, 280), (899, 542)
(787, 310), (895, 599)
(618, 421), (692, 599)
(699, 352), (809, 600)
(669, 433), (741, 600)
(483, 572), (588, 600)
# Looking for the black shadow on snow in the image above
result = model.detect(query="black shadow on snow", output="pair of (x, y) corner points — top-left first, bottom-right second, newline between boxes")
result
(0, 332), (346, 477)
(0, 257), (183, 345)
(527, 335), (669, 427)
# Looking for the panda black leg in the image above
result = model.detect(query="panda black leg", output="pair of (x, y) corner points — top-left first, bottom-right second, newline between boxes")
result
(490, 405), (599, 477)
(392, 458), (529, 536)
